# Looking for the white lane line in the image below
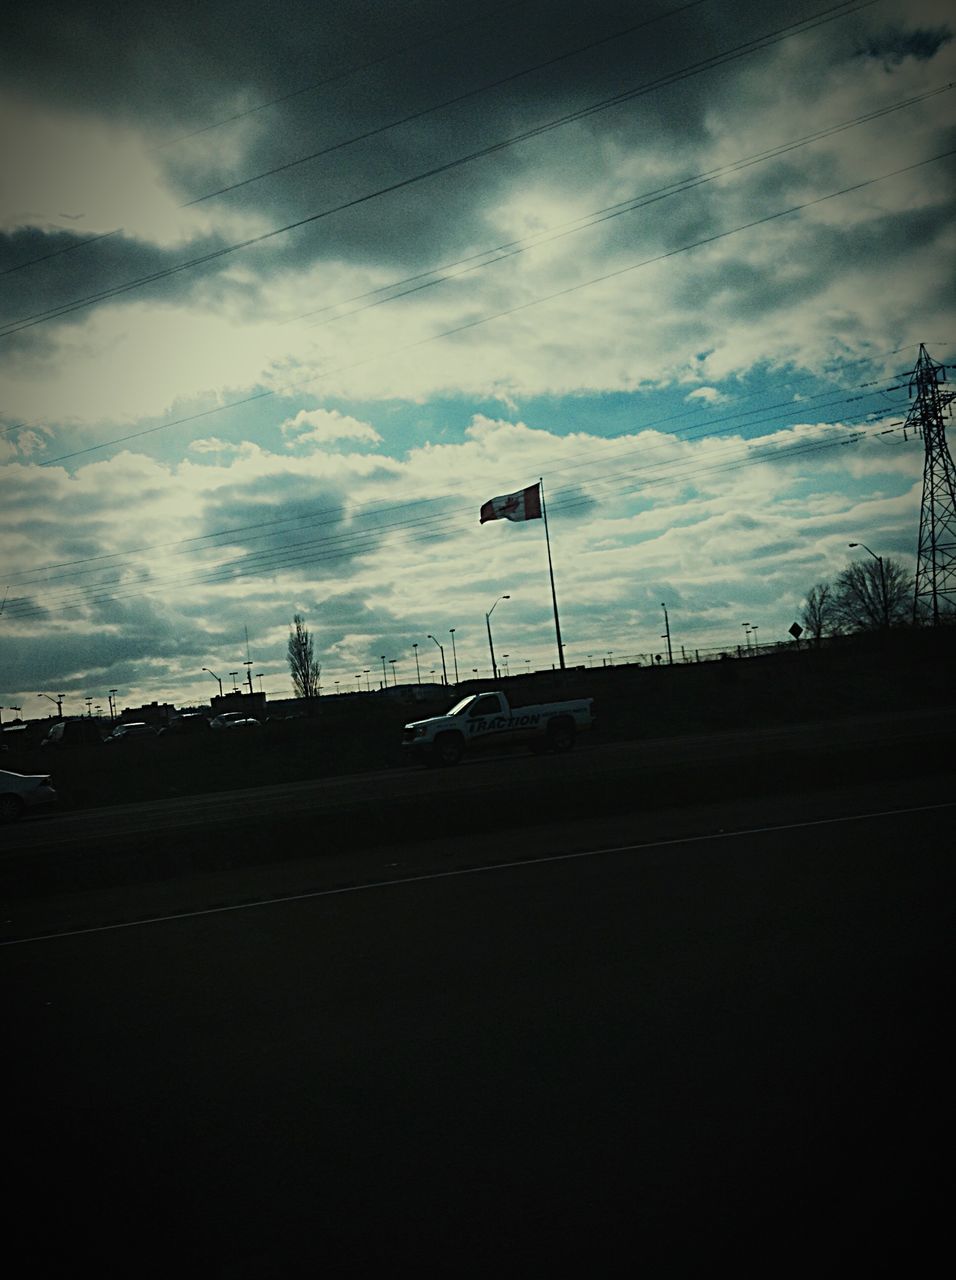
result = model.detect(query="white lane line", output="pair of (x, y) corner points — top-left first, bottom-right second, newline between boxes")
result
(2, 800), (952, 947)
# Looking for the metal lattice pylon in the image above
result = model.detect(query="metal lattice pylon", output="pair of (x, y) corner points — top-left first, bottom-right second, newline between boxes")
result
(907, 344), (956, 624)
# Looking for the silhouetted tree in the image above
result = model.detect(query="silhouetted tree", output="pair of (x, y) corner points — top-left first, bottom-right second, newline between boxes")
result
(800, 582), (834, 645)
(287, 614), (321, 698)
(832, 556), (912, 632)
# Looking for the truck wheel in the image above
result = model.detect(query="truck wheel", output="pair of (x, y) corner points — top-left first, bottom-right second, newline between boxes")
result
(0, 793), (25, 822)
(432, 733), (464, 766)
(547, 719), (575, 753)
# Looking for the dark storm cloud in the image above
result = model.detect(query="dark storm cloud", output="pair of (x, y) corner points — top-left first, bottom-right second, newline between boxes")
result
(4, 0), (772, 290)
(0, 226), (235, 331)
(856, 25), (952, 67)
(192, 472), (402, 577)
(0, 595), (215, 692)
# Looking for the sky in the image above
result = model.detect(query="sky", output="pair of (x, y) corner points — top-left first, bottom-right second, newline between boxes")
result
(1, 0), (954, 714)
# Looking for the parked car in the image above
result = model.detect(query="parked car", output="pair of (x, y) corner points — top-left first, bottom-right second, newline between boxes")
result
(41, 719), (103, 748)
(159, 713), (211, 736)
(218, 717), (261, 730)
(0, 769), (57, 822)
(209, 712), (248, 730)
(105, 722), (157, 743)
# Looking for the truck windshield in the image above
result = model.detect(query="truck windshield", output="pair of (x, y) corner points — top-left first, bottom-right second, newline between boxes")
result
(446, 697), (476, 716)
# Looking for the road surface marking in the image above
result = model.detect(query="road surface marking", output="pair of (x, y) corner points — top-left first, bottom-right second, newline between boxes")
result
(2, 800), (951, 947)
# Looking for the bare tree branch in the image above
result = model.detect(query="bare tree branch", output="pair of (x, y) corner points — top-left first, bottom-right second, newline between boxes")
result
(287, 614), (321, 698)
(832, 557), (913, 632)
(801, 582), (834, 644)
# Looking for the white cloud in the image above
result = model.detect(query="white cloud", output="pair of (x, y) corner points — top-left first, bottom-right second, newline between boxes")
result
(281, 408), (382, 446)
(685, 387), (726, 405)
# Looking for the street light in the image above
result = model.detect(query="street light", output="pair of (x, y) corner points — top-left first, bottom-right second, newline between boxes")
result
(202, 668), (223, 696)
(37, 692), (65, 718)
(389, 658), (398, 686)
(427, 634), (448, 684)
(449, 628), (459, 684)
(108, 688), (118, 720)
(849, 542), (889, 628)
(485, 595), (510, 681)
(380, 655), (387, 686)
(364, 668), (371, 692)
(229, 671), (240, 692)
(502, 653), (510, 677)
(412, 642), (421, 684)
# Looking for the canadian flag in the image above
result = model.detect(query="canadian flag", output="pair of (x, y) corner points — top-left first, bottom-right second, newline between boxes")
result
(479, 482), (542, 524)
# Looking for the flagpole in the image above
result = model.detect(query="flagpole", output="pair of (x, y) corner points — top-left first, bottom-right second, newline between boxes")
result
(539, 476), (565, 670)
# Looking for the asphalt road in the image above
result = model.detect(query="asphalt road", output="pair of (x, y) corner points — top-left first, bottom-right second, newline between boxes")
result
(5, 784), (952, 1273)
(3, 706), (951, 858)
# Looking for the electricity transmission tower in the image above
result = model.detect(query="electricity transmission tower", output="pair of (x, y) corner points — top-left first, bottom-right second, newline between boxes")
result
(906, 344), (956, 624)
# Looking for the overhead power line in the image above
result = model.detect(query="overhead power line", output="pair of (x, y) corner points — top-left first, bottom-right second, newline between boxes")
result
(2, 373), (917, 617)
(292, 84), (952, 331)
(32, 152), (949, 470)
(0, 0), (876, 337)
(3, 357), (913, 590)
(7, 378), (904, 589)
(181, 0), (715, 208)
(6, 83), (939, 445)
(1, 417), (913, 623)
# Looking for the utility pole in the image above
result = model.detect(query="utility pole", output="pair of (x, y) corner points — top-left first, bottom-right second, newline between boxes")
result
(662, 603), (673, 665)
(243, 626), (254, 694)
(906, 344), (956, 624)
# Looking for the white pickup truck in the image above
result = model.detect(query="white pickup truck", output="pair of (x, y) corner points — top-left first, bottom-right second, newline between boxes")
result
(402, 690), (595, 766)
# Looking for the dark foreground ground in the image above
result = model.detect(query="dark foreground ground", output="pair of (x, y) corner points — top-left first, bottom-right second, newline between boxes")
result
(4, 771), (953, 1274)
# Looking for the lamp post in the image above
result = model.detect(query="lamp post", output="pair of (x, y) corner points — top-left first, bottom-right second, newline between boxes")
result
(256, 673), (264, 693)
(503, 654), (510, 677)
(85, 696), (93, 717)
(364, 668), (371, 692)
(449, 628), (459, 684)
(229, 671), (240, 693)
(427, 634), (448, 684)
(38, 692), (65, 718)
(412, 642), (421, 684)
(741, 623), (751, 654)
(380, 655), (387, 686)
(108, 688), (118, 721)
(750, 625), (759, 652)
(389, 659), (397, 686)
(485, 595), (510, 681)
(202, 668), (223, 696)
(849, 542), (889, 628)
(662, 603), (673, 665)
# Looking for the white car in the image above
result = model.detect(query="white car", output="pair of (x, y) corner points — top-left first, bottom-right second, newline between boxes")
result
(210, 712), (260, 730)
(105, 722), (157, 742)
(0, 769), (57, 822)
